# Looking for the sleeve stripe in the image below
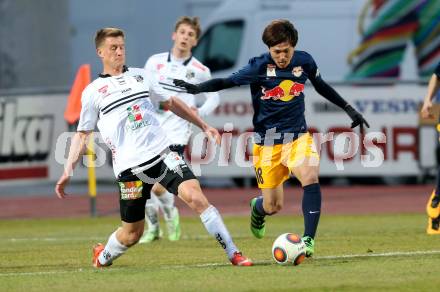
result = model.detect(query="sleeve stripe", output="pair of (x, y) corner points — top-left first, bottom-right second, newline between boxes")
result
(158, 82), (187, 92)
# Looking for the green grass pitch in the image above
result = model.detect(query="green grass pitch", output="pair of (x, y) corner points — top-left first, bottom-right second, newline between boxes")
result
(1, 213), (439, 291)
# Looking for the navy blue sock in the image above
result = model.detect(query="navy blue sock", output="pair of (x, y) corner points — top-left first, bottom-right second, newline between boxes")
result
(302, 183), (321, 238)
(254, 196), (268, 216)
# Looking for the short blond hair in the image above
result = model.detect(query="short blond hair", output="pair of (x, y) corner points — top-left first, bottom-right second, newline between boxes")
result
(175, 16), (201, 39)
(94, 27), (125, 48)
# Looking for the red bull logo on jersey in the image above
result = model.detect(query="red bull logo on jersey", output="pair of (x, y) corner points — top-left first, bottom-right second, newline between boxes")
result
(261, 80), (304, 102)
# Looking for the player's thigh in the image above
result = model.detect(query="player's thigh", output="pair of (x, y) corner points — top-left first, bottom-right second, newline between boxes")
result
(117, 172), (153, 223)
(156, 152), (208, 211)
(284, 133), (320, 186)
(152, 143), (187, 196)
(253, 143), (290, 189)
(158, 153), (196, 193)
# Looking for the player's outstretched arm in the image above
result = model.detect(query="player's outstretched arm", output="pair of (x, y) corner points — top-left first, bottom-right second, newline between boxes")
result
(173, 78), (235, 94)
(164, 96), (221, 144)
(311, 77), (370, 129)
(343, 104), (370, 129)
(55, 131), (91, 199)
(421, 73), (440, 119)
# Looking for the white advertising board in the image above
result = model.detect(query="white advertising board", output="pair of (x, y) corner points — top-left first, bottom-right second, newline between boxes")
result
(190, 84), (426, 176)
(0, 84), (432, 184)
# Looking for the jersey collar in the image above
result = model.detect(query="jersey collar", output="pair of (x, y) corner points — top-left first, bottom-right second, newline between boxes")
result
(266, 53), (294, 70)
(167, 52), (193, 66)
(99, 65), (129, 78)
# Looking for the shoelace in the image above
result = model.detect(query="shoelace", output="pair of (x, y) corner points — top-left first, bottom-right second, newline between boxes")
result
(252, 208), (266, 224)
(251, 216), (265, 229)
(233, 252), (247, 263)
(303, 238), (312, 247)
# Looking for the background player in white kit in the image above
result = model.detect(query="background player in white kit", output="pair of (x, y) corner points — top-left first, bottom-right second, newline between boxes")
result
(55, 27), (252, 267)
(139, 17), (220, 243)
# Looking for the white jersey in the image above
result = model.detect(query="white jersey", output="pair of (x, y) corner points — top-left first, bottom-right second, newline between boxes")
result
(77, 66), (172, 177)
(144, 52), (219, 145)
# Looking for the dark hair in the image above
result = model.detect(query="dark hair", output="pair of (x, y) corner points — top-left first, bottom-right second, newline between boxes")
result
(175, 16), (202, 39)
(262, 19), (298, 48)
(95, 27), (125, 48)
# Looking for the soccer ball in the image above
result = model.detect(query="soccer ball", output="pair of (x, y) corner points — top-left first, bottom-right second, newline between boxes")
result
(272, 233), (306, 265)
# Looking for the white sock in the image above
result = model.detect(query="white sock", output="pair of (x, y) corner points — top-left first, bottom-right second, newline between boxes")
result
(98, 230), (128, 266)
(200, 205), (238, 259)
(157, 190), (175, 220)
(145, 192), (160, 230)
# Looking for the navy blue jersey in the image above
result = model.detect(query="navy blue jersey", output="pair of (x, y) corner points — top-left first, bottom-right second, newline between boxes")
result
(436, 62), (440, 78)
(227, 51), (321, 145)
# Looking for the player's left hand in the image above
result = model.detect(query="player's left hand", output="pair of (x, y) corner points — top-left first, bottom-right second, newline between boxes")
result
(421, 100), (433, 119)
(203, 125), (221, 145)
(173, 79), (200, 94)
(344, 105), (370, 129)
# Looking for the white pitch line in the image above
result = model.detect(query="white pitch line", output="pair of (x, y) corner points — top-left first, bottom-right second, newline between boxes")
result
(2, 234), (238, 242)
(316, 250), (440, 260)
(5, 237), (104, 242)
(1, 250), (440, 277)
(195, 250), (440, 267)
(0, 271), (74, 277)
(0, 268), (124, 277)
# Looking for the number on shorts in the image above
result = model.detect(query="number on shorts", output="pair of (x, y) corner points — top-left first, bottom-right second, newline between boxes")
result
(255, 167), (264, 184)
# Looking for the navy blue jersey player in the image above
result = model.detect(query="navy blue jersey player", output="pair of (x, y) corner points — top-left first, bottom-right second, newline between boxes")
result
(421, 61), (440, 234)
(229, 50), (322, 144)
(175, 19), (369, 256)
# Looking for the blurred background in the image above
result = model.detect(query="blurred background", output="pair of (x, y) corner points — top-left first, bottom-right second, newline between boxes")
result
(1, 0), (440, 202)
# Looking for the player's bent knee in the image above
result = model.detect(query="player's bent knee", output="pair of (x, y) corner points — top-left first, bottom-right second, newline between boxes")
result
(178, 180), (209, 213)
(178, 179), (201, 199)
(300, 172), (319, 186)
(188, 199), (209, 214)
(186, 192), (210, 213)
(151, 183), (166, 196)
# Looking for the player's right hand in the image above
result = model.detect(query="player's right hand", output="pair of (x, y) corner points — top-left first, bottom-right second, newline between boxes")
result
(173, 79), (200, 94)
(421, 100), (433, 119)
(55, 175), (70, 199)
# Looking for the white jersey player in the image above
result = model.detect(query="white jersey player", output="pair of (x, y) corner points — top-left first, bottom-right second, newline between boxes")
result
(77, 66), (170, 177)
(55, 27), (252, 267)
(139, 16), (220, 243)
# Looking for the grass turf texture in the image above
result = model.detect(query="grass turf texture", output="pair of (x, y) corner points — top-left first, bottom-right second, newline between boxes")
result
(1, 214), (439, 291)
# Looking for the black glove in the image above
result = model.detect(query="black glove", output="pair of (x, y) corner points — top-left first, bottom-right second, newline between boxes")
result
(344, 105), (370, 129)
(173, 79), (200, 94)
